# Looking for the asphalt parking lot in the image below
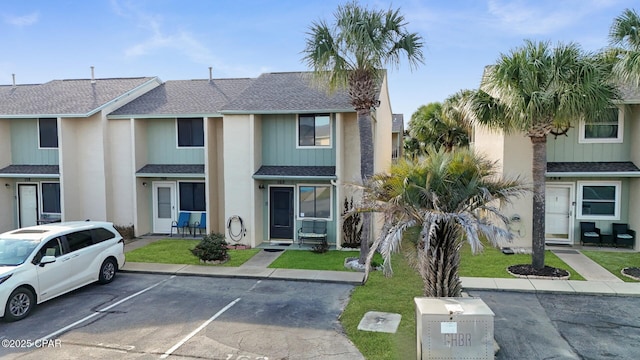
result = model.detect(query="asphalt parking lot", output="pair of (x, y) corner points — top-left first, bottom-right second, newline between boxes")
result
(470, 290), (640, 360)
(1, 273), (363, 360)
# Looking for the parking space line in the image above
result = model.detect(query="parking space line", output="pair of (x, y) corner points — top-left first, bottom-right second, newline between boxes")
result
(160, 297), (241, 359)
(38, 275), (176, 342)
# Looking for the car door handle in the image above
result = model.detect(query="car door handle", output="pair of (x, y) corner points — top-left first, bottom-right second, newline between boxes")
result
(72, 254), (80, 258)
(61, 257), (71, 262)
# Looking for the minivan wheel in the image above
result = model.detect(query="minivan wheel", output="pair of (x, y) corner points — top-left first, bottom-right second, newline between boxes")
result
(4, 287), (35, 322)
(98, 258), (117, 284)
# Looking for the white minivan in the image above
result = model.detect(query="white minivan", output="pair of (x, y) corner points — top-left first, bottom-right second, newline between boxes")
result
(0, 221), (126, 321)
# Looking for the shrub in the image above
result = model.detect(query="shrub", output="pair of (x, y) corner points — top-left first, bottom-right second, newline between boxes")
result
(191, 233), (229, 262)
(311, 240), (329, 254)
(114, 225), (135, 240)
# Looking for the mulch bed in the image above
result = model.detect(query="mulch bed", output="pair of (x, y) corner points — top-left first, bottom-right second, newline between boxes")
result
(508, 264), (570, 279)
(621, 267), (640, 281)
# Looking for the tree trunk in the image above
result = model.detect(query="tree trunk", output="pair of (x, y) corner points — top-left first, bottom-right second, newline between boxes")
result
(530, 135), (547, 270)
(357, 108), (374, 264)
(418, 221), (463, 297)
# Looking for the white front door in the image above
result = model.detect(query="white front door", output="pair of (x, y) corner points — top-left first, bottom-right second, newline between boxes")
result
(545, 184), (574, 244)
(153, 182), (176, 234)
(18, 184), (38, 227)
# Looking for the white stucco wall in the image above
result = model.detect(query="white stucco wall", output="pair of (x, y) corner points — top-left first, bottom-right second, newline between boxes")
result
(60, 113), (108, 221)
(0, 121), (13, 232)
(627, 104), (640, 250)
(222, 114), (255, 246)
(474, 125), (534, 248)
(106, 118), (135, 227)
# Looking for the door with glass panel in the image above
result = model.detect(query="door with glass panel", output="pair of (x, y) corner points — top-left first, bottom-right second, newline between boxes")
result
(153, 182), (176, 234)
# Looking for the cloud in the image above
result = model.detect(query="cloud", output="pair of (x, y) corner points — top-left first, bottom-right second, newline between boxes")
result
(486, 0), (612, 35)
(3, 12), (39, 27)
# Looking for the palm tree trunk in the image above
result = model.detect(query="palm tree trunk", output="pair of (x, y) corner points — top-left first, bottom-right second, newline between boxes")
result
(419, 221), (463, 297)
(531, 135), (547, 270)
(357, 108), (374, 264)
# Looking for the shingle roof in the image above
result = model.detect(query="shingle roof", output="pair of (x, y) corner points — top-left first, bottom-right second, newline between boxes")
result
(136, 164), (205, 175)
(392, 114), (404, 133)
(253, 165), (336, 179)
(0, 165), (59, 175)
(110, 78), (254, 116)
(547, 162), (640, 173)
(619, 83), (640, 104)
(0, 77), (157, 116)
(222, 72), (353, 113)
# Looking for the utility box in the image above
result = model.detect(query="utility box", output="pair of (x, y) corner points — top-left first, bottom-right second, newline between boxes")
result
(415, 297), (495, 360)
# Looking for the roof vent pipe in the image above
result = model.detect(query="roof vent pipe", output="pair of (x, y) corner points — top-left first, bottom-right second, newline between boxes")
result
(91, 66), (96, 84)
(12, 74), (15, 88)
(209, 67), (212, 82)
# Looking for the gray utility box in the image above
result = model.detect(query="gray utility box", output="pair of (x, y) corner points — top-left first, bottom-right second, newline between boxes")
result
(415, 297), (495, 360)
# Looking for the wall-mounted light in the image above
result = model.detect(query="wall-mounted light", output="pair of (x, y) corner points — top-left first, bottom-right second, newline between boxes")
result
(4, 183), (10, 189)
(258, 184), (265, 190)
(142, 182), (148, 187)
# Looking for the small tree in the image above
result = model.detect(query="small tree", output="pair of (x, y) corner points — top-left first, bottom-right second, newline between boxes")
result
(191, 233), (229, 262)
(342, 197), (362, 248)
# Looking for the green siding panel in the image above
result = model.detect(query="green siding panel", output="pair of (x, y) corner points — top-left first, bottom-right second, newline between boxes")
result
(11, 119), (59, 165)
(147, 119), (204, 164)
(261, 114), (335, 166)
(547, 127), (630, 162)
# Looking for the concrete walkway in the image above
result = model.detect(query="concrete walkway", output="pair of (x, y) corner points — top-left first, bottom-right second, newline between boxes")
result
(121, 237), (640, 296)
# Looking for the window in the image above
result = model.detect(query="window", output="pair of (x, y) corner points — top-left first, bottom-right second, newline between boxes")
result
(91, 228), (116, 244)
(577, 181), (621, 220)
(579, 108), (622, 143)
(41, 182), (61, 214)
(177, 118), (204, 147)
(179, 182), (205, 212)
(65, 230), (94, 252)
(298, 185), (331, 219)
(39, 118), (58, 148)
(298, 114), (331, 147)
(33, 238), (64, 264)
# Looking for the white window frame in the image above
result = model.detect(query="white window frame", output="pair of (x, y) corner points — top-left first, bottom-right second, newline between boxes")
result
(296, 184), (333, 221)
(578, 107), (623, 144)
(296, 114), (332, 149)
(177, 180), (206, 212)
(175, 117), (205, 149)
(576, 180), (621, 220)
(38, 118), (59, 149)
(39, 181), (61, 216)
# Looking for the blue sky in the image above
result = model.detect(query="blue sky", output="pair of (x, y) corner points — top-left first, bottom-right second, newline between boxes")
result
(0, 0), (637, 122)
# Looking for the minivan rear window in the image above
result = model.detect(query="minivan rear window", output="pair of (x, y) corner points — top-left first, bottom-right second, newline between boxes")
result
(91, 228), (116, 243)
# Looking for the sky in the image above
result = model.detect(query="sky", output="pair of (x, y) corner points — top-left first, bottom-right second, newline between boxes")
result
(0, 0), (637, 124)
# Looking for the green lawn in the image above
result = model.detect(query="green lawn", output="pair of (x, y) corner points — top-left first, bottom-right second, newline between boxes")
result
(459, 242), (586, 280)
(125, 239), (260, 267)
(341, 251), (423, 360)
(268, 250), (382, 271)
(581, 250), (640, 282)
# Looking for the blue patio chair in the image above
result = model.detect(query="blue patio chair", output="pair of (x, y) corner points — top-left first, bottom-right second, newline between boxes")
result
(193, 213), (206, 237)
(171, 212), (191, 237)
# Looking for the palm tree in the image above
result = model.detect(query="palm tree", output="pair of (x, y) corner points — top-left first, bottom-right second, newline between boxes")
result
(302, 1), (424, 264)
(466, 40), (618, 270)
(609, 8), (640, 86)
(408, 91), (472, 154)
(360, 147), (527, 297)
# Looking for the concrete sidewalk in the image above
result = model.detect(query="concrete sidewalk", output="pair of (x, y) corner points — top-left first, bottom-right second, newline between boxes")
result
(121, 237), (640, 296)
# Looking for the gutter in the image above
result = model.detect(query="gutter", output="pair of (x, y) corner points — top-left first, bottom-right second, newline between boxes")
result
(546, 172), (640, 178)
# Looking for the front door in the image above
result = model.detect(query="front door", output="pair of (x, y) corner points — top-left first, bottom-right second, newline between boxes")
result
(18, 184), (38, 227)
(545, 184), (573, 244)
(153, 182), (176, 234)
(270, 186), (294, 239)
